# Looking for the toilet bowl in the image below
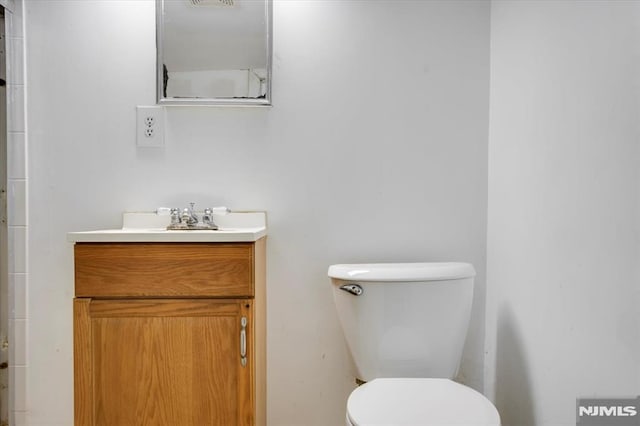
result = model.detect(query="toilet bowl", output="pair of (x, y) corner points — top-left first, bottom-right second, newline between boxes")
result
(345, 378), (499, 426)
(328, 262), (500, 426)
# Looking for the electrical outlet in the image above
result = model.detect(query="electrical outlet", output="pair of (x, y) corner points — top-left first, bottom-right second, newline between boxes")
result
(136, 106), (164, 147)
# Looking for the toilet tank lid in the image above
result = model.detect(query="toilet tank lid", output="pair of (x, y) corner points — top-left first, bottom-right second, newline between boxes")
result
(328, 262), (475, 282)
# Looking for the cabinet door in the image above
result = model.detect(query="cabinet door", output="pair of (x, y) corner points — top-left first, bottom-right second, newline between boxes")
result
(74, 299), (254, 426)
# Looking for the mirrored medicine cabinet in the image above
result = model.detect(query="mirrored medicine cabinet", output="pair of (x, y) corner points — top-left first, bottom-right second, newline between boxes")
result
(156, 0), (272, 106)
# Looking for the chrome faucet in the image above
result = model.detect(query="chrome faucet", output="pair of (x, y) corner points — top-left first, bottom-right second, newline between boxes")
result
(181, 203), (199, 226)
(166, 203), (223, 230)
(202, 208), (214, 226)
(170, 208), (181, 225)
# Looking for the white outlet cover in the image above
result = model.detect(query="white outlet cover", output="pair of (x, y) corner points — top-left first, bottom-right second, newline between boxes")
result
(136, 106), (165, 147)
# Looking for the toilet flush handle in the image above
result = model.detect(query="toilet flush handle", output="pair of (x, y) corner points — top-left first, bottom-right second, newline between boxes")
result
(339, 283), (363, 296)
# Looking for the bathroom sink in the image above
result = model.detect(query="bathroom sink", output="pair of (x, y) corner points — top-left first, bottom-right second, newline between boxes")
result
(67, 211), (266, 243)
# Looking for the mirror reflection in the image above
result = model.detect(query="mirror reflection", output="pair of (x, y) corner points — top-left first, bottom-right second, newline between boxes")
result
(157, 0), (271, 105)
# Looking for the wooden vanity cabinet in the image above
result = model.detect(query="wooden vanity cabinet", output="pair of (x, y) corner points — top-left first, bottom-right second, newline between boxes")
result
(73, 239), (266, 426)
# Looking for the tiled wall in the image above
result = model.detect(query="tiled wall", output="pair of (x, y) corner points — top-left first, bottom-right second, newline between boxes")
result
(4, 0), (27, 423)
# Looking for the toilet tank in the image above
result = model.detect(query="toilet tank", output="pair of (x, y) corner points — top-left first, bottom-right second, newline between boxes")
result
(329, 263), (475, 382)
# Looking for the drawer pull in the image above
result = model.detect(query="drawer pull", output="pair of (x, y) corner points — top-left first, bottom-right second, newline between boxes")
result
(240, 316), (247, 367)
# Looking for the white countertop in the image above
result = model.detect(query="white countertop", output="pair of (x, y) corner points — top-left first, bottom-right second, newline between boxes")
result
(67, 211), (266, 243)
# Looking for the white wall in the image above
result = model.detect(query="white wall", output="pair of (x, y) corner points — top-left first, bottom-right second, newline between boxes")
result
(25, 1), (490, 424)
(486, 1), (640, 425)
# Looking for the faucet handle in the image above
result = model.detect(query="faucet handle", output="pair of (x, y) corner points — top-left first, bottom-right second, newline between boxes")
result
(170, 208), (181, 224)
(202, 208), (213, 224)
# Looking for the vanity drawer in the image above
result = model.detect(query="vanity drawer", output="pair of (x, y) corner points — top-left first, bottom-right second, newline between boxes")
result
(74, 242), (256, 298)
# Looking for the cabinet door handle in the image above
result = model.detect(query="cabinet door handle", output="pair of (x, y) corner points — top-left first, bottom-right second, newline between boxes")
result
(240, 316), (247, 367)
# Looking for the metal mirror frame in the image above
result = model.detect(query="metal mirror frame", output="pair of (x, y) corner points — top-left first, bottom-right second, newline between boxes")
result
(156, 0), (272, 106)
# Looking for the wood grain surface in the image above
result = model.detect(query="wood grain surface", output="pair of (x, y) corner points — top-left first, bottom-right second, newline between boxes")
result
(73, 238), (266, 425)
(75, 298), (253, 426)
(75, 243), (254, 298)
(74, 299), (93, 426)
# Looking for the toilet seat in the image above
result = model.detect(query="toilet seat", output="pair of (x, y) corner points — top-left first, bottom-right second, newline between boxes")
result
(346, 378), (500, 426)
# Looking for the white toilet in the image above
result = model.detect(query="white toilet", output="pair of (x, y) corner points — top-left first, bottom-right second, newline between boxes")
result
(328, 262), (500, 426)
